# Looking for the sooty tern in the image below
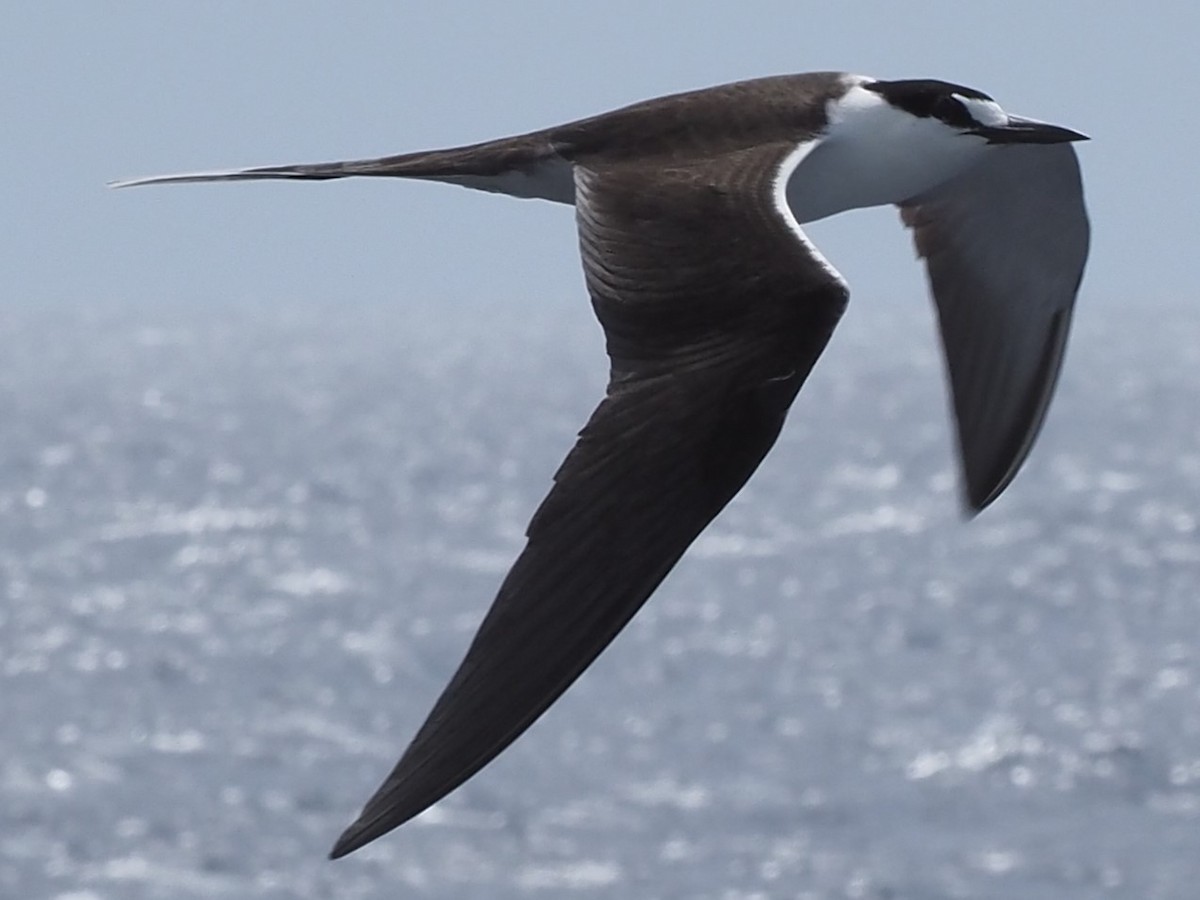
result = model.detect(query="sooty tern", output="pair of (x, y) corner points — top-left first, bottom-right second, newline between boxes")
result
(113, 72), (1090, 858)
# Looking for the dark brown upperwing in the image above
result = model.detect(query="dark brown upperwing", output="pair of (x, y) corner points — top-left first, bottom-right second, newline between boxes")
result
(900, 143), (1088, 512)
(330, 143), (848, 858)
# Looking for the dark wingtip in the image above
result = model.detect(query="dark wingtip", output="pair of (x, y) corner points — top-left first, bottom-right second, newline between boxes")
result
(328, 806), (400, 860)
(963, 486), (994, 518)
(328, 832), (355, 860)
(327, 774), (440, 859)
(329, 815), (381, 860)
(961, 456), (1015, 518)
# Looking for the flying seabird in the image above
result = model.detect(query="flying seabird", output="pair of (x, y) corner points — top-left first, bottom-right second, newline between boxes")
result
(113, 72), (1090, 858)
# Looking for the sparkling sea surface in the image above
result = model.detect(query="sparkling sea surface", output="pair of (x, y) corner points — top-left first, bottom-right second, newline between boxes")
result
(2, 294), (1198, 899)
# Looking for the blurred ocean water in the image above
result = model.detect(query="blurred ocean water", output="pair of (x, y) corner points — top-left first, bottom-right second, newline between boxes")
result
(1, 295), (1198, 899)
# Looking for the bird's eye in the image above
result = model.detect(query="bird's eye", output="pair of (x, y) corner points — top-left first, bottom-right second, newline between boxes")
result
(934, 95), (974, 128)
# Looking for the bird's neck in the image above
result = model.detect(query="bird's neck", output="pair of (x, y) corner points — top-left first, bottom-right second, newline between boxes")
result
(786, 84), (990, 223)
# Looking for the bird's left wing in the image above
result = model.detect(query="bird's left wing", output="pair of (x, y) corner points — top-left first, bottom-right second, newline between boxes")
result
(900, 141), (1089, 511)
(331, 142), (849, 858)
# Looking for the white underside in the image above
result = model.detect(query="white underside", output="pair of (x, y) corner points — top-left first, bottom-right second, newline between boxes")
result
(786, 83), (993, 223)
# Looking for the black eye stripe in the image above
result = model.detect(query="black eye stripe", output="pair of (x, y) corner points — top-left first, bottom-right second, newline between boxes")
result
(935, 96), (977, 128)
(865, 79), (994, 127)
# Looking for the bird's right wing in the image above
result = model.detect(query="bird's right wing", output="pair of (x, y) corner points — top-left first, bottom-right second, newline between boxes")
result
(901, 142), (1089, 511)
(330, 142), (849, 858)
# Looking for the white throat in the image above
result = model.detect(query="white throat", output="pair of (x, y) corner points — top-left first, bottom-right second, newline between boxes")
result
(786, 79), (994, 223)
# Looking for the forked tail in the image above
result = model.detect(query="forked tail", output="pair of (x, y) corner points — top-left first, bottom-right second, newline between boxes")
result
(109, 130), (575, 202)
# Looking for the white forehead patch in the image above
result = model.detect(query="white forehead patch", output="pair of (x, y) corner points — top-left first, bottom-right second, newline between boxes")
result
(954, 94), (1008, 127)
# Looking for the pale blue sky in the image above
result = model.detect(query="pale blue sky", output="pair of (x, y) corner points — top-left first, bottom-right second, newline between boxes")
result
(3, 3), (1197, 327)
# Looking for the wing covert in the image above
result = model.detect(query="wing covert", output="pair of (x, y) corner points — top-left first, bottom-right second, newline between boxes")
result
(331, 143), (848, 857)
